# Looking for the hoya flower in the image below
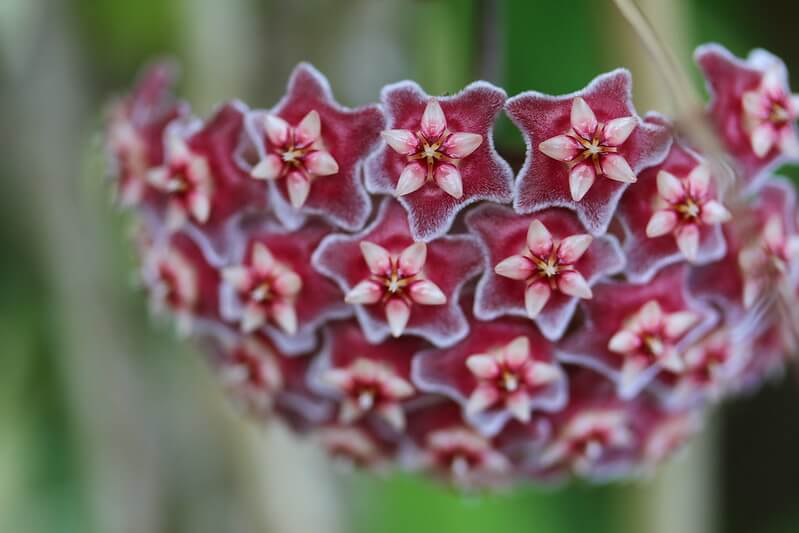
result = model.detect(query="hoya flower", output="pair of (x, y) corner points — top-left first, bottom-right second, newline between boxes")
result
(560, 265), (716, 398)
(219, 220), (351, 355)
(413, 314), (567, 434)
(739, 214), (799, 307)
(316, 424), (393, 471)
(407, 404), (511, 488)
(538, 406), (636, 480)
(696, 44), (799, 184)
(149, 103), (266, 232)
(619, 138), (730, 281)
(221, 242), (302, 335)
(467, 205), (624, 340)
(654, 329), (750, 407)
(506, 69), (671, 234)
(140, 232), (220, 336)
(689, 180), (798, 319)
(312, 199), (482, 346)
(366, 81), (513, 241)
(314, 321), (422, 431)
(243, 63), (385, 230)
(107, 61), (187, 208)
(213, 334), (284, 417)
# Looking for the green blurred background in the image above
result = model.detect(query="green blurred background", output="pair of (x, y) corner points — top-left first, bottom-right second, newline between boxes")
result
(1, 1), (798, 532)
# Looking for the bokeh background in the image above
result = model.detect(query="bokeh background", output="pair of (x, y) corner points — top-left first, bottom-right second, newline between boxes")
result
(1, 1), (798, 532)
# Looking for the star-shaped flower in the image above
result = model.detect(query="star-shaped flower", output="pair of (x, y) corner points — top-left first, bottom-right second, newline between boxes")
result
(618, 137), (730, 281)
(313, 321), (423, 431)
(148, 102), (266, 233)
(312, 198), (482, 346)
(696, 44), (799, 184)
(365, 81), (513, 241)
(406, 404), (511, 488)
(413, 314), (566, 435)
(689, 180), (799, 313)
(506, 69), (671, 235)
(739, 212), (799, 308)
(140, 232), (220, 336)
(559, 265), (717, 398)
(242, 63), (385, 231)
(219, 220), (351, 355)
(538, 406), (636, 480)
(653, 329), (751, 407)
(221, 242), (303, 335)
(106, 61), (187, 208)
(212, 333), (284, 418)
(466, 205), (625, 340)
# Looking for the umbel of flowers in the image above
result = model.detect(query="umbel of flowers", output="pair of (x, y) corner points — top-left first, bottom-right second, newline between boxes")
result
(106, 44), (799, 489)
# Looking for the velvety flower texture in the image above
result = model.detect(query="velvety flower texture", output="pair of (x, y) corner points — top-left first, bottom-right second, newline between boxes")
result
(107, 43), (799, 490)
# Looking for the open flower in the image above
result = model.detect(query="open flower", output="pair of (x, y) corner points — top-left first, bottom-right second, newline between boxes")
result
(495, 219), (593, 317)
(413, 314), (566, 435)
(619, 136), (729, 281)
(313, 321), (423, 431)
(106, 61), (187, 208)
(366, 81), (513, 241)
(214, 334), (284, 418)
(250, 110), (339, 208)
(506, 69), (671, 235)
(243, 63), (385, 231)
(608, 300), (700, 391)
(344, 240), (445, 338)
(696, 44), (799, 184)
(467, 205), (624, 340)
(560, 265), (715, 398)
(646, 164), (731, 260)
(323, 358), (414, 430)
(222, 242), (302, 335)
(739, 213), (799, 308)
(141, 233), (220, 336)
(312, 199), (482, 346)
(219, 221), (351, 355)
(381, 99), (483, 199)
(149, 103), (266, 232)
(538, 407), (636, 479)
(539, 96), (638, 201)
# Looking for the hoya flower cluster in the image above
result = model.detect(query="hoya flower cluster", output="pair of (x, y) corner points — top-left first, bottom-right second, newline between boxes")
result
(106, 44), (799, 488)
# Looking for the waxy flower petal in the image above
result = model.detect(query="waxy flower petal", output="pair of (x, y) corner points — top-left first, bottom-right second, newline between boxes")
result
(366, 81), (513, 241)
(242, 63), (385, 231)
(413, 312), (567, 435)
(219, 220), (351, 355)
(618, 137), (730, 281)
(467, 205), (625, 341)
(313, 199), (482, 346)
(696, 44), (799, 186)
(506, 69), (671, 235)
(559, 265), (717, 398)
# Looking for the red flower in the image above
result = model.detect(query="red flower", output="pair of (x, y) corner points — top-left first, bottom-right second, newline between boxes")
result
(696, 44), (799, 185)
(618, 136), (730, 281)
(148, 102), (266, 234)
(365, 81), (513, 241)
(467, 204), (625, 340)
(218, 220), (351, 355)
(311, 321), (424, 432)
(140, 231), (221, 336)
(312, 199), (482, 346)
(413, 313), (567, 434)
(559, 265), (717, 398)
(506, 69), (671, 235)
(106, 61), (188, 209)
(242, 63), (385, 231)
